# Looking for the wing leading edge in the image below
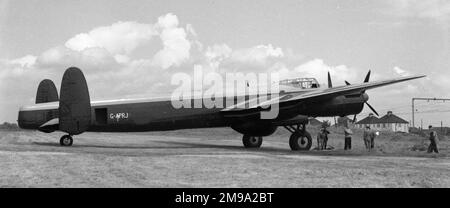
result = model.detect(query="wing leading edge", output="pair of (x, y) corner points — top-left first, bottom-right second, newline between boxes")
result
(222, 74), (426, 112)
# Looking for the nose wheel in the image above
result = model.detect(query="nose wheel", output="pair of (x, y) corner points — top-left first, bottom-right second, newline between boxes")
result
(60, 135), (73, 146)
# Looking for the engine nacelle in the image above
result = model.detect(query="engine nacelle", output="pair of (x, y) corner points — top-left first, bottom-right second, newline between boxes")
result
(231, 122), (277, 136)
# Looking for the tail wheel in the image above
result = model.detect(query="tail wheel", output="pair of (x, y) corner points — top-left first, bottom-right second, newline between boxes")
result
(289, 131), (312, 151)
(60, 135), (73, 146)
(242, 135), (263, 148)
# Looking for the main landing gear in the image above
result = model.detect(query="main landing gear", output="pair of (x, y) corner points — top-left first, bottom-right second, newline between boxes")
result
(284, 124), (312, 151)
(241, 123), (312, 151)
(60, 135), (73, 146)
(242, 135), (263, 148)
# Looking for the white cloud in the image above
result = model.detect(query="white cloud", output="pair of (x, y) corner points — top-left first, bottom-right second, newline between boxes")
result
(156, 13), (179, 28)
(0, 12), (434, 123)
(152, 13), (191, 69)
(65, 21), (157, 55)
(10, 55), (37, 68)
(114, 54), (130, 64)
(230, 44), (284, 65)
(205, 44), (232, 69)
(392, 66), (411, 76)
(293, 59), (358, 86)
(38, 46), (71, 65)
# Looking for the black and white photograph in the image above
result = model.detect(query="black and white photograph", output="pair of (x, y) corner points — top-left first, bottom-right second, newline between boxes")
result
(0, 0), (449, 193)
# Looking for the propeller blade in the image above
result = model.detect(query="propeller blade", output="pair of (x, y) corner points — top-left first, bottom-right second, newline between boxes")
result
(328, 71), (332, 88)
(345, 80), (351, 86)
(364, 70), (371, 83)
(365, 102), (379, 117)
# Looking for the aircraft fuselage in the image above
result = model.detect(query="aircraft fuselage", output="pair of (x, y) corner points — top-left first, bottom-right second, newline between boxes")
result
(18, 92), (366, 133)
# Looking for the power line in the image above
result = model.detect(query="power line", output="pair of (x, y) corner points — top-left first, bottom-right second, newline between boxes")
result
(412, 98), (450, 128)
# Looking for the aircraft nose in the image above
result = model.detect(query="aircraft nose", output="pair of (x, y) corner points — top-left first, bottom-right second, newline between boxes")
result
(362, 93), (369, 102)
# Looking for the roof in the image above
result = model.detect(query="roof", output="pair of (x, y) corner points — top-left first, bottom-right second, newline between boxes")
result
(356, 112), (409, 124)
(309, 118), (323, 126)
(378, 114), (408, 124)
(356, 115), (380, 124)
(338, 116), (353, 122)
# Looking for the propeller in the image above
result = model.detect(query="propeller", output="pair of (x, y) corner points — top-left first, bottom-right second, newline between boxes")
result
(365, 102), (379, 117)
(327, 71), (332, 88)
(364, 70), (371, 83)
(362, 70), (371, 93)
(341, 70), (378, 123)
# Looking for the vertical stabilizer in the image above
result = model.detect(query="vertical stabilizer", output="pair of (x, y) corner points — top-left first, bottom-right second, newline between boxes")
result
(59, 67), (91, 135)
(36, 79), (59, 103)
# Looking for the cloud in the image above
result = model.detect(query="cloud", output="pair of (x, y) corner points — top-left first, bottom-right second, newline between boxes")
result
(152, 13), (192, 69)
(229, 44), (284, 66)
(292, 59), (358, 86)
(386, 0), (450, 22)
(0, 12), (433, 123)
(392, 66), (411, 76)
(65, 21), (156, 55)
(204, 44), (232, 69)
(10, 55), (37, 68)
(63, 13), (194, 70)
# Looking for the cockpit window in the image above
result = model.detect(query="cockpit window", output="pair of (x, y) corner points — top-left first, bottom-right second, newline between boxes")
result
(279, 78), (320, 89)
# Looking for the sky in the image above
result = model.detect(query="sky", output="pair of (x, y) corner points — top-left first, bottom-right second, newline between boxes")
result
(0, 0), (449, 127)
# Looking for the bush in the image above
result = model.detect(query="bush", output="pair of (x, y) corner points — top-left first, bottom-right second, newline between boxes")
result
(0, 122), (20, 131)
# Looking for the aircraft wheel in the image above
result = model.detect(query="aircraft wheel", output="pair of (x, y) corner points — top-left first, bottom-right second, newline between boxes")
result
(242, 135), (263, 148)
(289, 131), (312, 151)
(60, 135), (73, 146)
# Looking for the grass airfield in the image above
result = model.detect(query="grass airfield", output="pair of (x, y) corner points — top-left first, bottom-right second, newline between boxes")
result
(0, 126), (449, 187)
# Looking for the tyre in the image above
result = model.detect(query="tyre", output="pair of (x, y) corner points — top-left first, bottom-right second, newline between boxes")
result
(242, 135), (263, 148)
(60, 135), (73, 146)
(289, 131), (312, 151)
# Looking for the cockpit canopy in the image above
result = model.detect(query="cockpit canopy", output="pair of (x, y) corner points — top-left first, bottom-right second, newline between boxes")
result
(279, 78), (320, 89)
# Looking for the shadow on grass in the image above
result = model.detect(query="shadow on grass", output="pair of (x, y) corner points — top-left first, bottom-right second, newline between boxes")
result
(28, 140), (445, 159)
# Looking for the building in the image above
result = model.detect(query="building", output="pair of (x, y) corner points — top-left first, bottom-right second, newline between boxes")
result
(355, 113), (380, 130)
(355, 111), (409, 133)
(378, 111), (409, 132)
(308, 118), (323, 126)
(337, 116), (354, 127)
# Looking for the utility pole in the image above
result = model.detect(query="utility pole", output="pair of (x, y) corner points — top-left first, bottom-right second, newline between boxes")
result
(411, 97), (450, 128)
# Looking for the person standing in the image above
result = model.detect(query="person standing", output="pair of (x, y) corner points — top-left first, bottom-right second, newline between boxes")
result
(363, 125), (371, 151)
(369, 130), (378, 150)
(322, 126), (330, 150)
(427, 125), (439, 153)
(317, 127), (325, 150)
(344, 126), (353, 150)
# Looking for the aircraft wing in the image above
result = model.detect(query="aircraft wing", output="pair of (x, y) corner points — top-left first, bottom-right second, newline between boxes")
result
(221, 74), (425, 114)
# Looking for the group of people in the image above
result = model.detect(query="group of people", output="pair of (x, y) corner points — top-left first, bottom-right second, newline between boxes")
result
(316, 124), (439, 153)
(342, 125), (378, 151)
(316, 125), (376, 151)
